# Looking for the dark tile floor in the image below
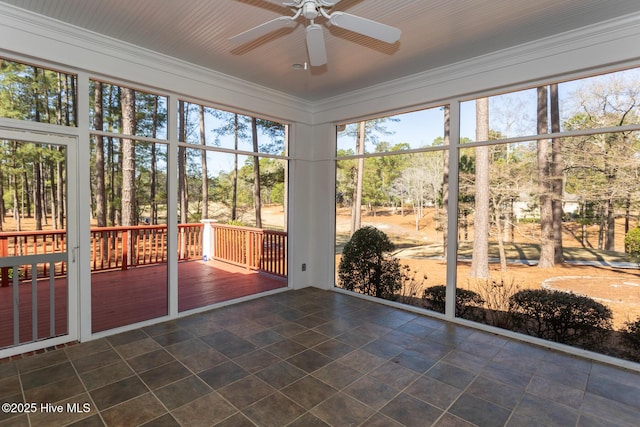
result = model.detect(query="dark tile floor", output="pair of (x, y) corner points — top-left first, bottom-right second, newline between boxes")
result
(1, 287), (640, 426)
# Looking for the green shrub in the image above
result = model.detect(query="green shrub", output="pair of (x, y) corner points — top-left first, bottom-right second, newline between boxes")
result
(421, 285), (484, 320)
(509, 289), (612, 349)
(620, 318), (640, 362)
(338, 226), (402, 300)
(624, 226), (640, 267)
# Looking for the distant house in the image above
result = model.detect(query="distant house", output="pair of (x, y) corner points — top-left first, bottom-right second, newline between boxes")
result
(512, 192), (580, 221)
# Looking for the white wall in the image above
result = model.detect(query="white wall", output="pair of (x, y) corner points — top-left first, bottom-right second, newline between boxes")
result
(286, 122), (335, 290)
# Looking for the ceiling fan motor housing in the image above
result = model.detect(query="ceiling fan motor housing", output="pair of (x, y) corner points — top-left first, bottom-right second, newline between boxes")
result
(302, 1), (320, 20)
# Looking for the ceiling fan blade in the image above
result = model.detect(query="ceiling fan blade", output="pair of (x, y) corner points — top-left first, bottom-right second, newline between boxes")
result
(229, 16), (296, 45)
(306, 24), (327, 66)
(329, 11), (401, 43)
(262, 0), (298, 5)
(262, 0), (341, 5)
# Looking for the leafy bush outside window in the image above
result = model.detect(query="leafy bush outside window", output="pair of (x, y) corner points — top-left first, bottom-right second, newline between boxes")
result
(624, 226), (640, 267)
(338, 226), (402, 300)
(509, 289), (612, 350)
(421, 285), (484, 321)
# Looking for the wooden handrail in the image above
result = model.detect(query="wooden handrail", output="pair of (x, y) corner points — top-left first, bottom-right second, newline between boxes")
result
(207, 223), (287, 277)
(0, 222), (287, 285)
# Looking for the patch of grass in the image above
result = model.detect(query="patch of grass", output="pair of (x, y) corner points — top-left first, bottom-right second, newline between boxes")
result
(393, 241), (631, 264)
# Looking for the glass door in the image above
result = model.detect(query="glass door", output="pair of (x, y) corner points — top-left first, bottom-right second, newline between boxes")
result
(0, 130), (77, 353)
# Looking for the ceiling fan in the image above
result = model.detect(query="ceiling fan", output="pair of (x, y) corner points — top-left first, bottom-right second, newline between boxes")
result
(229, 0), (401, 67)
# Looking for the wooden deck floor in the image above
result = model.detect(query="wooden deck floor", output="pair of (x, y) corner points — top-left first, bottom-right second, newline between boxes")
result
(0, 260), (287, 348)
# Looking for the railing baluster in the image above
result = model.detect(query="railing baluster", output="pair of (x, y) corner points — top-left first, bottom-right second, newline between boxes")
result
(32, 263), (38, 341)
(50, 263), (56, 337)
(122, 230), (128, 270)
(0, 237), (9, 288)
(13, 266), (19, 345)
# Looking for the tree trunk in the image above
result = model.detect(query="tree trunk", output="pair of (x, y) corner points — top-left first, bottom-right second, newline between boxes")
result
(107, 136), (115, 226)
(461, 210), (467, 240)
(252, 118), (262, 228)
(49, 160), (57, 229)
(625, 192), (631, 235)
(33, 67), (41, 122)
(351, 121), (366, 234)
(178, 100), (188, 223)
(232, 115), (239, 221)
(107, 87), (117, 226)
(442, 105), (450, 259)
(503, 203), (513, 242)
(150, 97), (158, 224)
(69, 74), (77, 126)
(598, 205), (605, 250)
(493, 200), (508, 273)
(94, 82), (107, 227)
(41, 163), (48, 226)
(470, 98), (490, 278)
(199, 105), (209, 220)
(22, 171), (31, 218)
(121, 87), (136, 226)
(56, 73), (63, 125)
(12, 164), (21, 231)
(605, 198), (616, 251)
(537, 86), (555, 268)
(115, 88), (124, 226)
(0, 169), (4, 231)
(34, 161), (42, 230)
(57, 149), (64, 228)
(550, 83), (564, 264)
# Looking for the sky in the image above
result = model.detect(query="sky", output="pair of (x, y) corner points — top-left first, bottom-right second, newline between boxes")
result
(336, 67), (640, 154)
(176, 66), (640, 162)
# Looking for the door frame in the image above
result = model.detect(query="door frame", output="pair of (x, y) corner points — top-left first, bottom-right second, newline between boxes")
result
(0, 127), (79, 358)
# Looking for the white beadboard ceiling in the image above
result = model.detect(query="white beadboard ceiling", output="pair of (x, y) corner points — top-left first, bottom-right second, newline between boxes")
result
(2, 0), (640, 101)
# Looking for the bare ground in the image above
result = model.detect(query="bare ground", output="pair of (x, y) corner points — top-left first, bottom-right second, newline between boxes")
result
(336, 206), (640, 329)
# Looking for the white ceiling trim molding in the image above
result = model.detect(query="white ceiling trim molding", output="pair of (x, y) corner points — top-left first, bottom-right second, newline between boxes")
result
(3, 3), (640, 127)
(312, 11), (640, 125)
(0, 3), (314, 124)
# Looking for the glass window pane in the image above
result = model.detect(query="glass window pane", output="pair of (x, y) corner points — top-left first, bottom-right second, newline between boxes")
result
(560, 68), (640, 131)
(461, 89), (538, 142)
(178, 102), (288, 155)
(0, 58), (77, 126)
(90, 80), (168, 139)
(90, 137), (169, 332)
(335, 150), (448, 312)
(461, 68), (640, 143)
(456, 134), (640, 361)
(337, 106), (446, 156)
(0, 139), (69, 348)
(177, 148), (288, 312)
